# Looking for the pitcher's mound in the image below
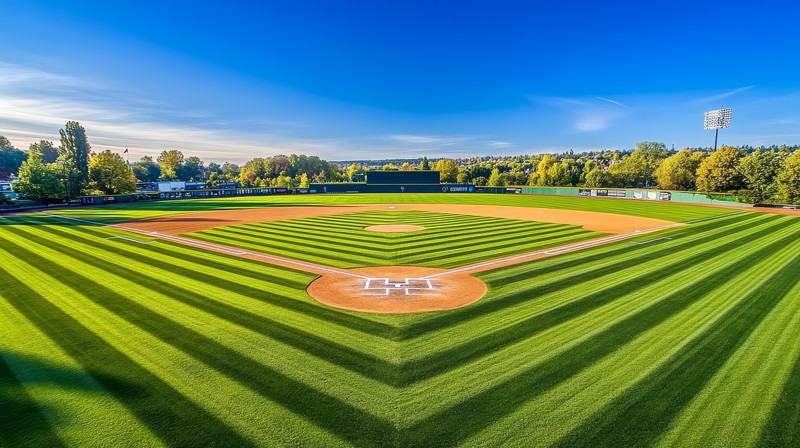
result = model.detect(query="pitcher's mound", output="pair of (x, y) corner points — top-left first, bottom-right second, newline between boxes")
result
(364, 225), (425, 233)
(307, 266), (486, 313)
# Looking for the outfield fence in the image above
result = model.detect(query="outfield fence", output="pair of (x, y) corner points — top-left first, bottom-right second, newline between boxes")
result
(63, 183), (751, 208)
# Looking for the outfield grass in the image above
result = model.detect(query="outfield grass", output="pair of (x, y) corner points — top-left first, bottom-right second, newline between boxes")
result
(186, 210), (606, 268)
(45, 192), (731, 223)
(2, 195), (800, 447)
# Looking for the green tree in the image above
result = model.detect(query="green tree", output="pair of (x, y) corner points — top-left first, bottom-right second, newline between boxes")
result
(132, 156), (161, 182)
(696, 147), (743, 193)
(419, 157), (431, 170)
(487, 168), (504, 186)
(178, 156), (204, 181)
(58, 121), (91, 198)
(776, 151), (800, 204)
(381, 163), (400, 171)
(606, 144), (667, 188)
(29, 140), (59, 163)
(534, 154), (558, 186)
(346, 163), (363, 181)
(456, 172), (469, 183)
(655, 150), (705, 190)
(606, 151), (649, 187)
(737, 150), (783, 203)
(12, 151), (66, 205)
(0, 136), (28, 178)
(222, 162), (240, 177)
(275, 173), (291, 188)
(435, 159), (459, 182)
(205, 162), (222, 179)
(157, 150), (184, 179)
(88, 150), (137, 194)
(299, 173), (310, 188)
(583, 168), (608, 187)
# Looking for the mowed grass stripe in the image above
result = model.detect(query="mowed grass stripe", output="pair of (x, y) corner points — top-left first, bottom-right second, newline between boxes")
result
(204, 225), (390, 255)
(0, 233), (396, 447)
(400, 213), (773, 339)
(396, 224), (591, 257)
(35, 216), (397, 335)
(396, 216), (794, 416)
(0, 248), (352, 448)
(0, 298), (164, 447)
(0, 261), (257, 448)
(401, 214), (783, 356)
(404, 229), (600, 268)
(656, 271), (800, 447)
(468, 226), (800, 447)
(551, 237), (800, 447)
(0, 352), (66, 448)
(402, 217), (800, 447)
(396, 215), (797, 381)
(189, 230), (383, 267)
(3, 224), (398, 381)
(187, 210), (604, 269)
(5, 225), (402, 423)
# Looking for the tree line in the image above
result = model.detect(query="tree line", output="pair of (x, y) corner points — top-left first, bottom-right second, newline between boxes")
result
(2, 124), (800, 205)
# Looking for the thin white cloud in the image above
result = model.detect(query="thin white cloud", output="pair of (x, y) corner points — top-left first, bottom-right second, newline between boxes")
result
(531, 94), (629, 133)
(692, 86), (754, 105)
(486, 141), (511, 148)
(0, 63), (348, 163)
(0, 62), (92, 89)
(388, 134), (476, 146)
(595, 96), (630, 108)
(574, 113), (615, 132)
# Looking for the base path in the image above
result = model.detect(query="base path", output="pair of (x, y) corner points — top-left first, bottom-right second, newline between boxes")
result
(123, 203), (676, 235)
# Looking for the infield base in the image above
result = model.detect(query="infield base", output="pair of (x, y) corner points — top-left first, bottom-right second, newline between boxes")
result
(306, 266), (486, 313)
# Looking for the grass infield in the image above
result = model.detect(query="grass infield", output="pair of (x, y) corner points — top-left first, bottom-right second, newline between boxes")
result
(1, 193), (799, 447)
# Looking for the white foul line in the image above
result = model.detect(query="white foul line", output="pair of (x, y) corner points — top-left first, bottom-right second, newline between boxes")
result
(104, 236), (156, 244)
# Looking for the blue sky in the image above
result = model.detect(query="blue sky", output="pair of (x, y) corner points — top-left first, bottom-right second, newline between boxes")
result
(2, 0), (799, 163)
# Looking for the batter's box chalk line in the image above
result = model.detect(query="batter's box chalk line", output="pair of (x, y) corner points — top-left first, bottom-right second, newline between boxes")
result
(363, 278), (435, 296)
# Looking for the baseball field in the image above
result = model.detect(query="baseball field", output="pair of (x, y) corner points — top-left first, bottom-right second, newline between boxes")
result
(2, 193), (800, 447)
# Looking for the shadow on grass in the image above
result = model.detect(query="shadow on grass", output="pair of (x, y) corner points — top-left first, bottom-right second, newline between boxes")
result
(0, 239), (396, 448)
(552, 243), (800, 447)
(400, 212), (770, 339)
(0, 266), (258, 447)
(0, 352), (104, 448)
(3, 226), (399, 386)
(401, 221), (800, 448)
(756, 341), (800, 447)
(397, 213), (794, 385)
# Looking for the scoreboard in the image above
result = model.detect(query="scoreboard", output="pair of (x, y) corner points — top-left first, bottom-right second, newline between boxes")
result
(365, 171), (440, 184)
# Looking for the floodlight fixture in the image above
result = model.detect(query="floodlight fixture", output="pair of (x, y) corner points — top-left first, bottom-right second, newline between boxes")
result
(704, 108), (732, 150)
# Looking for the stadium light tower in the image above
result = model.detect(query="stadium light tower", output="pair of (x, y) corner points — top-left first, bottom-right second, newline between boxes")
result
(704, 108), (732, 151)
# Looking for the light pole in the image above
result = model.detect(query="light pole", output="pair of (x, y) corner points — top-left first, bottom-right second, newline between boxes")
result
(704, 108), (732, 151)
